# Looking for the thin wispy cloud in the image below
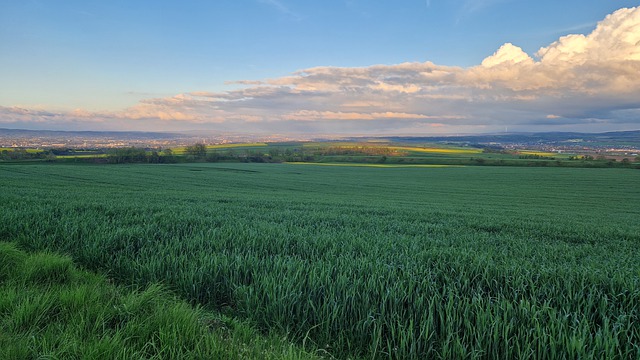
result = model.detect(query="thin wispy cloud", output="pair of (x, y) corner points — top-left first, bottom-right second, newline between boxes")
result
(544, 21), (599, 37)
(258, 0), (302, 21)
(457, 0), (512, 23)
(461, 0), (511, 14)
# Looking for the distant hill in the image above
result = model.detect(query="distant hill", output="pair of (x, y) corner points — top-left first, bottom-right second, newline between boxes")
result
(0, 128), (183, 140)
(2, 128), (639, 149)
(362, 130), (640, 147)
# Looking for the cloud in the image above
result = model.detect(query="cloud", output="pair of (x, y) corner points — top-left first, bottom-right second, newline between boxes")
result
(280, 110), (447, 121)
(258, 0), (302, 21)
(481, 43), (534, 67)
(457, 0), (512, 23)
(0, 106), (110, 131)
(3, 7), (640, 134)
(461, 0), (511, 15)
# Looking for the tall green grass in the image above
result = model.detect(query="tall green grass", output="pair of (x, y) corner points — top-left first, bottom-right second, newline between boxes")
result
(0, 242), (318, 359)
(1, 163), (639, 359)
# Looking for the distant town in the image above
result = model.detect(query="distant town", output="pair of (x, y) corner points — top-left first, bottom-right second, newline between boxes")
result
(1, 128), (639, 160)
(0, 128), (313, 149)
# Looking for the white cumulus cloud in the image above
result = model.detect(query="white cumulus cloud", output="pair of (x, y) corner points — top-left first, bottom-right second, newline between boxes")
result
(481, 43), (534, 67)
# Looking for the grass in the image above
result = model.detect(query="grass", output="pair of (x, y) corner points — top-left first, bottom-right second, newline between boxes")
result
(55, 154), (109, 159)
(389, 145), (482, 154)
(1, 163), (639, 359)
(206, 142), (269, 149)
(303, 143), (482, 155)
(0, 242), (318, 360)
(518, 150), (558, 157)
(302, 142), (483, 155)
(287, 162), (459, 168)
(0, 147), (44, 153)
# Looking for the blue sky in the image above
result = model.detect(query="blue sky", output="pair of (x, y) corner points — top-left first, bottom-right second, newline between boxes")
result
(1, 1), (639, 134)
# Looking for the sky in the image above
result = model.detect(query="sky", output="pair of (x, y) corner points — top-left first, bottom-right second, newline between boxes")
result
(1, 0), (639, 135)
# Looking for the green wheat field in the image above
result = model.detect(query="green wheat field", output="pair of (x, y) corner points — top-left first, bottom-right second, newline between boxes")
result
(1, 163), (639, 359)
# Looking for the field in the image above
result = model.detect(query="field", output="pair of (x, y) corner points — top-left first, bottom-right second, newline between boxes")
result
(0, 242), (317, 359)
(172, 143), (269, 155)
(0, 148), (43, 153)
(1, 163), (639, 359)
(4, 141), (638, 168)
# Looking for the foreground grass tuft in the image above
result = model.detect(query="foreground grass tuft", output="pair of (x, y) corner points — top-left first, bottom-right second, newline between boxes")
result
(0, 242), (318, 360)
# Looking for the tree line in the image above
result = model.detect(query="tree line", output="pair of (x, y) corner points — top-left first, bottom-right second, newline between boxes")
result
(0, 149), (55, 161)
